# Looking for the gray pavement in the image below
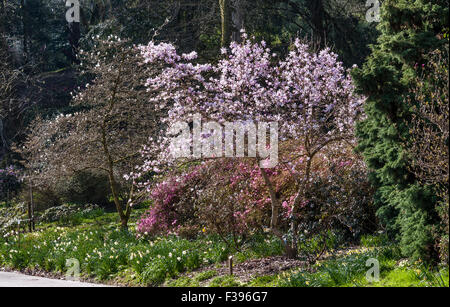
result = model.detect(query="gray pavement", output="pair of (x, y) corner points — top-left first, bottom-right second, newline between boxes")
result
(0, 271), (109, 287)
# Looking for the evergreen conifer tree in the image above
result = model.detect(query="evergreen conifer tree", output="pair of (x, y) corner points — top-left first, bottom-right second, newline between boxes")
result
(352, 0), (449, 262)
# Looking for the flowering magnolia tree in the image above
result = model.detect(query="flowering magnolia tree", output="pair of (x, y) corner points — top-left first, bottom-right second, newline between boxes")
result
(21, 37), (165, 229)
(135, 33), (365, 258)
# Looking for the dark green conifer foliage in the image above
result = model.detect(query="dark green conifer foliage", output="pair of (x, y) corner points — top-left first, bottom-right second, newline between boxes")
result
(352, 0), (449, 262)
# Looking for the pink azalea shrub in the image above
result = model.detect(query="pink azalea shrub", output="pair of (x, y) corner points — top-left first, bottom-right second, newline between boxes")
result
(136, 167), (203, 236)
(136, 142), (374, 248)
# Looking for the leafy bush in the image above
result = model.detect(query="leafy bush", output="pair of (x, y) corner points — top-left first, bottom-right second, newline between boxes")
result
(39, 203), (102, 224)
(19, 186), (62, 212)
(141, 259), (169, 285)
(136, 167), (204, 236)
(360, 233), (390, 248)
(0, 202), (28, 232)
(56, 171), (112, 207)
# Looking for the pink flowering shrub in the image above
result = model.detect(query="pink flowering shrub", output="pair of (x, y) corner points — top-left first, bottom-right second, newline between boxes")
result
(137, 142), (375, 253)
(136, 167), (203, 236)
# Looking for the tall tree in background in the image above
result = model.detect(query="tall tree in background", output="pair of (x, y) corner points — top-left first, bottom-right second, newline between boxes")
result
(352, 0), (449, 262)
(232, 0), (378, 66)
(219, 0), (245, 47)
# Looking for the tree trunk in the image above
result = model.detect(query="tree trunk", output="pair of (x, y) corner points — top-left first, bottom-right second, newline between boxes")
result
(284, 244), (297, 259)
(102, 126), (129, 230)
(27, 191), (32, 232)
(260, 150), (314, 259)
(120, 216), (129, 230)
(306, 0), (325, 48)
(289, 156), (313, 257)
(20, 0), (28, 61)
(0, 0), (5, 29)
(231, 0), (244, 43)
(219, 0), (231, 47)
(0, 119), (8, 162)
(107, 171), (129, 230)
(67, 22), (80, 64)
(220, 0), (246, 47)
(260, 166), (298, 259)
(100, 59), (130, 230)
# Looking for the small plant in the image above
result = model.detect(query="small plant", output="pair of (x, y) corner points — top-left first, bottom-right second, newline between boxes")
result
(141, 259), (168, 285)
(414, 264), (449, 287)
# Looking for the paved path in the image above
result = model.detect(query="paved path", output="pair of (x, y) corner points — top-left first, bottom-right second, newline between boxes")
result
(0, 271), (108, 287)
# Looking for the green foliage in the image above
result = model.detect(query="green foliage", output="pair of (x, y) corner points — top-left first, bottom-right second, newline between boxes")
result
(141, 258), (170, 285)
(165, 270), (219, 287)
(234, 233), (284, 263)
(351, 0), (449, 262)
(360, 233), (390, 248)
(39, 203), (103, 226)
(208, 275), (242, 287)
(246, 274), (279, 287)
(0, 221), (239, 286)
(0, 216), (447, 287)
(56, 171), (112, 207)
(296, 230), (344, 263)
(414, 264), (449, 287)
(280, 246), (398, 287)
(166, 276), (200, 287)
(278, 238), (448, 287)
(194, 270), (218, 282)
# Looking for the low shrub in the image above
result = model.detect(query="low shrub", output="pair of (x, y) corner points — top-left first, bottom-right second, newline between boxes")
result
(56, 171), (111, 207)
(39, 203), (103, 224)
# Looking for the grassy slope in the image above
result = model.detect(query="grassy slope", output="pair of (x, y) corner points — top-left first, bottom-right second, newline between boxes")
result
(0, 208), (448, 287)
